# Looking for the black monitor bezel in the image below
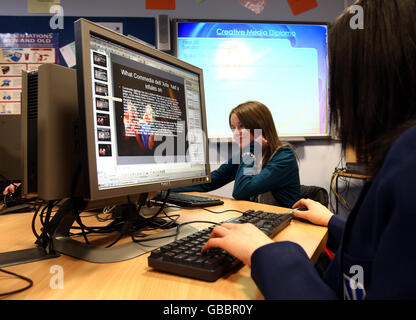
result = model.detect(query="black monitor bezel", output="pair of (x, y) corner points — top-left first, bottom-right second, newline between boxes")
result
(75, 18), (211, 201)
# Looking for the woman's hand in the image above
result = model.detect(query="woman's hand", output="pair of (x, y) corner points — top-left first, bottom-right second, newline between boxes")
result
(292, 198), (334, 227)
(201, 223), (273, 267)
(3, 183), (21, 195)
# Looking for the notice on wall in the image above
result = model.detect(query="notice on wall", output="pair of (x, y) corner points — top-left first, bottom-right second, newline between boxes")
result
(59, 41), (76, 68)
(146, 0), (175, 10)
(27, 0), (61, 14)
(287, 0), (318, 15)
(236, 0), (267, 14)
(0, 33), (59, 114)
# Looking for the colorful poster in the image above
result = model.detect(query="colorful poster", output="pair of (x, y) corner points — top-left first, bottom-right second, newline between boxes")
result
(236, 0), (267, 14)
(27, 0), (61, 14)
(287, 0), (318, 15)
(0, 33), (58, 114)
(145, 0), (175, 10)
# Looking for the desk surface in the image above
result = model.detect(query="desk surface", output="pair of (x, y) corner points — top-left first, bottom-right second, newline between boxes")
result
(0, 194), (327, 300)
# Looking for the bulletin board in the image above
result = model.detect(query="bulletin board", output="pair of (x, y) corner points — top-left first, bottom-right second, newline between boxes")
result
(0, 15), (155, 114)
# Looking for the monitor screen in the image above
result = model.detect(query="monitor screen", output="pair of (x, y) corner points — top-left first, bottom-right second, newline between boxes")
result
(75, 19), (210, 201)
(174, 20), (329, 139)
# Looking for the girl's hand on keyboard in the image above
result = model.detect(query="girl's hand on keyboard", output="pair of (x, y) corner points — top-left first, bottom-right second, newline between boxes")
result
(292, 198), (334, 227)
(201, 223), (273, 267)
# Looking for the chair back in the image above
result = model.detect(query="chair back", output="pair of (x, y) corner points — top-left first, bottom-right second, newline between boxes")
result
(300, 185), (329, 208)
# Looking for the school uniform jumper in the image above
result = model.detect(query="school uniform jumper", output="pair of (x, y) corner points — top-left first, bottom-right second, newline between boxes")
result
(251, 125), (416, 299)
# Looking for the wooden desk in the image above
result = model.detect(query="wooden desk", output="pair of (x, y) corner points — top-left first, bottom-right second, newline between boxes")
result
(0, 194), (327, 300)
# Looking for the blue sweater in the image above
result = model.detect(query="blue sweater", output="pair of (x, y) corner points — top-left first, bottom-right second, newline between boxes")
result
(251, 125), (416, 299)
(173, 143), (300, 208)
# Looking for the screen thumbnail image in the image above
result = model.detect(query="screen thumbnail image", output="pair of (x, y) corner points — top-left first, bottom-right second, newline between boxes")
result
(96, 97), (109, 111)
(97, 128), (111, 141)
(94, 67), (108, 82)
(95, 82), (108, 96)
(93, 52), (107, 67)
(96, 112), (110, 126)
(98, 144), (112, 157)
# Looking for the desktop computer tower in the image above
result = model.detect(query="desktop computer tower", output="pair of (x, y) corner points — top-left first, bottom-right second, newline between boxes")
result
(0, 114), (23, 181)
(21, 64), (80, 200)
(21, 70), (37, 194)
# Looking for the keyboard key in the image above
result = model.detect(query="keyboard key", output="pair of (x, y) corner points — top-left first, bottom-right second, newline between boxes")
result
(163, 252), (175, 261)
(192, 257), (206, 268)
(173, 253), (188, 262)
(204, 258), (219, 269)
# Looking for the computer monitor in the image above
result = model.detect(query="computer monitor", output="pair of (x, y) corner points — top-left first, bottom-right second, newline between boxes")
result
(4, 20), (211, 265)
(74, 18), (211, 202)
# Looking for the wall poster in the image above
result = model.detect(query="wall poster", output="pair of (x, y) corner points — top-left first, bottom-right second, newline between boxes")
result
(0, 33), (58, 114)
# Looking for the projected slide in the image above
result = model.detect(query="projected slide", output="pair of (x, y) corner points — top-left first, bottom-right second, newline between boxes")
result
(176, 22), (329, 138)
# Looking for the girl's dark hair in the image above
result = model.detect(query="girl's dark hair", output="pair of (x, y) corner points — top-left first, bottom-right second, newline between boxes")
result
(329, 0), (416, 176)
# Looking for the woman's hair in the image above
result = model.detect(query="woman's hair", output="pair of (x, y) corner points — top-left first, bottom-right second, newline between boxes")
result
(229, 101), (291, 166)
(329, 0), (416, 176)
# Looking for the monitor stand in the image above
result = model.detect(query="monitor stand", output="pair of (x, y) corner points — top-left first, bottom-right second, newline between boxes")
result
(0, 247), (60, 268)
(50, 198), (197, 263)
(0, 196), (39, 216)
(0, 197), (61, 268)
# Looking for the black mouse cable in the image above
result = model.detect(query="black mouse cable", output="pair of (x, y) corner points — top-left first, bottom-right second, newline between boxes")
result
(201, 207), (245, 215)
(0, 268), (33, 297)
(130, 213), (179, 242)
(105, 195), (146, 248)
(129, 192), (176, 242)
(140, 190), (170, 221)
(31, 200), (48, 242)
(161, 209), (180, 224)
(164, 203), (245, 215)
(133, 207), (181, 240)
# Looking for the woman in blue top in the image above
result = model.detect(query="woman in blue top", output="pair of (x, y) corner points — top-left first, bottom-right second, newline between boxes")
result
(174, 100), (300, 208)
(201, 0), (416, 299)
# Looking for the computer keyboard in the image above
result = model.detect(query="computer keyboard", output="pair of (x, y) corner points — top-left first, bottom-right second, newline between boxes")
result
(153, 192), (224, 207)
(148, 210), (293, 282)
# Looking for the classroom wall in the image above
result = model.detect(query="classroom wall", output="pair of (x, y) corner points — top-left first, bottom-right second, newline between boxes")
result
(1, 0), (356, 206)
(1, 0), (348, 20)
